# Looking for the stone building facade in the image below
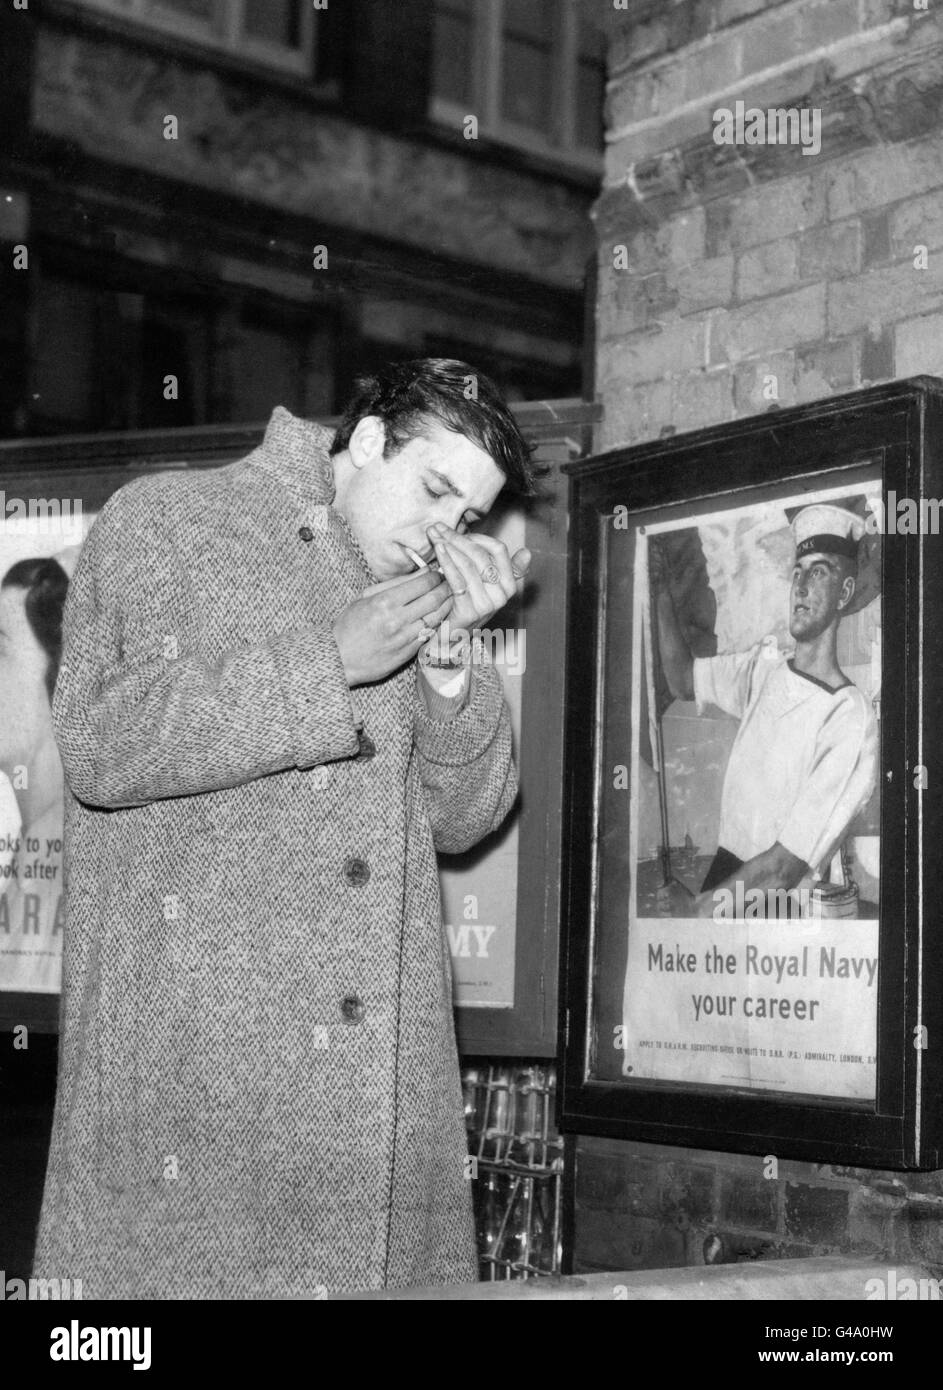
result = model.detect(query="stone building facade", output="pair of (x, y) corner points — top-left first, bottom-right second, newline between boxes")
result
(0, 0), (605, 438)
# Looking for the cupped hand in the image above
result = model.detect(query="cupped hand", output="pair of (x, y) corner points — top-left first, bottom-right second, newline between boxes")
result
(424, 524), (530, 656)
(333, 568), (454, 687)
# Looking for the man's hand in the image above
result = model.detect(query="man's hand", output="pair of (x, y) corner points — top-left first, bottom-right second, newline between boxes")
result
(333, 569), (454, 687)
(422, 523), (530, 659)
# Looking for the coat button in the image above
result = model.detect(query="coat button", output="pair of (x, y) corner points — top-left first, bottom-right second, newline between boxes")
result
(343, 856), (370, 886)
(340, 993), (366, 1024)
(298, 525), (314, 542)
(356, 731), (376, 760)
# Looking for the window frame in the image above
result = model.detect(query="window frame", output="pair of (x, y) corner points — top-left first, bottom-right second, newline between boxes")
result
(75, 0), (316, 77)
(429, 0), (604, 171)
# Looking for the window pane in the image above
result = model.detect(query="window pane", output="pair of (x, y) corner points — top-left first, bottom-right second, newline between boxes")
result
(243, 0), (300, 48)
(501, 36), (551, 130)
(432, 1), (474, 105)
(30, 277), (98, 427)
(140, 313), (197, 427)
(231, 321), (300, 423)
(504, 0), (553, 42)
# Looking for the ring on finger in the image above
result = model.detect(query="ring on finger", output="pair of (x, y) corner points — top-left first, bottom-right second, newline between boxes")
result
(418, 623), (436, 643)
(481, 563), (500, 585)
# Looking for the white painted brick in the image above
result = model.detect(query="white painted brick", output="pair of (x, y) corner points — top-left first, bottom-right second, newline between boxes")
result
(675, 255), (735, 314)
(734, 352), (797, 412)
(667, 207), (707, 268)
(828, 256), (943, 337)
(890, 189), (943, 256)
(598, 377), (674, 451)
(825, 134), (943, 221)
(710, 283), (826, 364)
(737, 237), (800, 301)
(894, 312), (943, 377)
(730, 175), (827, 251)
(599, 317), (710, 383)
(670, 370), (735, 433)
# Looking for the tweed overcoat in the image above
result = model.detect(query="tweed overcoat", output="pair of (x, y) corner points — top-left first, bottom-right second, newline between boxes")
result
(33, 408), (517, 1298)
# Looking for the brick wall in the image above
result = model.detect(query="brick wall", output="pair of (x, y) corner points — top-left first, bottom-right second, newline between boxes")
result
(595, 0), (943, 450)
(578, 0), (943, 1273)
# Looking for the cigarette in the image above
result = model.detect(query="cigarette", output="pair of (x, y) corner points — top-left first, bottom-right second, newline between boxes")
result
(403, 546), (428, 570)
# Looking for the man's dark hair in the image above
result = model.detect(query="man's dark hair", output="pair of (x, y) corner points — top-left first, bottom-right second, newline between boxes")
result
(329, 358), (544, 498)
(2, 557), (68, 702)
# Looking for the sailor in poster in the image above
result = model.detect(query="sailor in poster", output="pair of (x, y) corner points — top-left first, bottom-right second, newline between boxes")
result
(652, 503), (879, 916)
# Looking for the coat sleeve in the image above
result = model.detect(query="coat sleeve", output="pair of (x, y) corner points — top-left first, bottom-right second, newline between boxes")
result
(411, 648), (518, 854)
(53, 477), (362, 810)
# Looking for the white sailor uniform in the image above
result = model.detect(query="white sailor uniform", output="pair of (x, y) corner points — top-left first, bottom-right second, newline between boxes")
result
(693, 643), (878, 876)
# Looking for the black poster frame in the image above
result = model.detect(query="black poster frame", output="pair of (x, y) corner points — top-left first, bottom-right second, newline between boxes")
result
(558, 378), (943, 1169)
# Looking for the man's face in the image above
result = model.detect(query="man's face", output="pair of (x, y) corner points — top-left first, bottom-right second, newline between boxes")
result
(0, 584), (53, 777)
(789, 552), (854, 641)
(336, 416), (506, 579)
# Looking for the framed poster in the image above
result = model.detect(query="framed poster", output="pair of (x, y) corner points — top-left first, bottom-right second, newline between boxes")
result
(0, 486), (90, 1009)
(558, 378), (943, 1169)
(0, 424), (263, 1032)
(441, 407), (600, 1055)
(0, 460), (149, 1031)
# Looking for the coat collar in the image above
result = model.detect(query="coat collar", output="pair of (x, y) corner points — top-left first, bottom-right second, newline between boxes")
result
(250, 407), (378, 582)
(251, 406), (337, 509)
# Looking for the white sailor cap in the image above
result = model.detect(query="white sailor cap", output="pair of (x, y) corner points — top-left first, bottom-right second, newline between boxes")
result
(791, 503), (865, 561)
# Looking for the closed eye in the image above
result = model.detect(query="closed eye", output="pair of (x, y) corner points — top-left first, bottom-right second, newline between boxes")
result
(424, 483), (472, 530)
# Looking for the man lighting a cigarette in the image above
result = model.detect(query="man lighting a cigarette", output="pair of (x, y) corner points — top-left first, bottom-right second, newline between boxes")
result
(35, 358), (534, 1298)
